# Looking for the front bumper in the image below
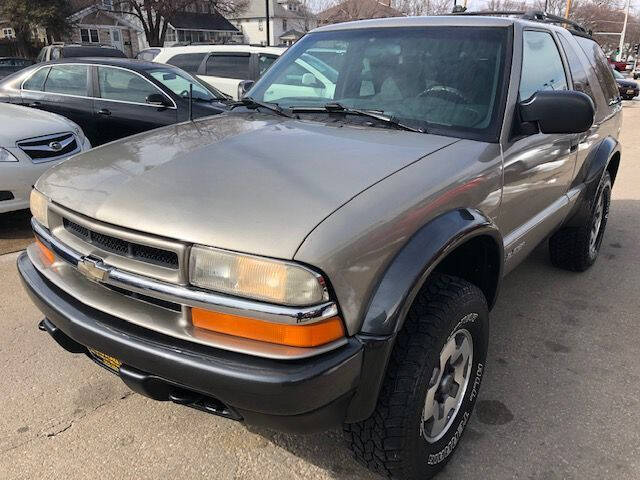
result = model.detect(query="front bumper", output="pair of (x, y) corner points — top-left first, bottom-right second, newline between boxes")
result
(18, 252), (375, 432)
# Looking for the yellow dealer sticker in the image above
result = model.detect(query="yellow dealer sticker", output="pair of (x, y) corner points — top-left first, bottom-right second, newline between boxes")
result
(88, 348), (122, 374)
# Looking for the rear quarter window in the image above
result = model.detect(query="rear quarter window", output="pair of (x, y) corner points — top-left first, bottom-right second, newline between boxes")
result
(574, 36), (620, 105)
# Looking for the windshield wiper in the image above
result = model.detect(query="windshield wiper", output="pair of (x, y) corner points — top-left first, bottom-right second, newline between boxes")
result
(290, 102), (426, 133)
(230, 97), (293, 118)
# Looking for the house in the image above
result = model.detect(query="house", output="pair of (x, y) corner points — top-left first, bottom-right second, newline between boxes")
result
(0, 23), (15, 40)
(66, 1), (241, 58)
(230, 0), (317, 46)
(67, 0), (143, 57)
(163, 11), (241, 45)
(317, 0), (403, 25)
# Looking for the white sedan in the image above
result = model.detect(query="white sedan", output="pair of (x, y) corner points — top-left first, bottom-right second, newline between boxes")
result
(0, 103), (91, 213)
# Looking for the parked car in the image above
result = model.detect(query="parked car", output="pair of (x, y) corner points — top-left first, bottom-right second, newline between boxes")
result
(0, 57), (34, 80)
(0, 58), (230, 146)
(142, 45), (286, 99)
(19, 13), (621, 480)
(608, 58), (628, 71)
(36, 44), (126, 62)
(0, 103), (90, 214)
(612, 68), (638, 99)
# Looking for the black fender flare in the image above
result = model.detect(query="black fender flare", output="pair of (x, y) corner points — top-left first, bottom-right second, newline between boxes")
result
(359, 208), (503, 337)
(344, 209), (503, 423)
(565, 135), (620, 227)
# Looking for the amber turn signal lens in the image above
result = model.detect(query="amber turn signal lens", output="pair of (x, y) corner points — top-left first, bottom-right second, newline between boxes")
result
(191, 308), (345, 348)
(35, 237), (55, 265)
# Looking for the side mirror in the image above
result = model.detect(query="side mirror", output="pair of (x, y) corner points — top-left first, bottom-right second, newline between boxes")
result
(146, 93), (169, 107)
(237, 80), (254, 99)
(519, 90), (594, 134)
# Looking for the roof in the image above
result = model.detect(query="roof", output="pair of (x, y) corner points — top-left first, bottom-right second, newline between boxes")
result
(69, 0), (95, 13)
(313, 14), (519, 32)
(168, 11), (239, 31)
(317, 0), (403, 24)
(39, 57), (183, 71)
(280, 29), (305, 39)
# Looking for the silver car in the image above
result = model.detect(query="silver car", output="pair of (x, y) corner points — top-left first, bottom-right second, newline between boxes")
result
(18, 13), (621, 479)
(0, 103), (90, 213)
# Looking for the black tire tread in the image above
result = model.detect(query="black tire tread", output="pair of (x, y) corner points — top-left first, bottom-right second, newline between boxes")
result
(344, 274), (487, 479)
(549, 171), (611, 272)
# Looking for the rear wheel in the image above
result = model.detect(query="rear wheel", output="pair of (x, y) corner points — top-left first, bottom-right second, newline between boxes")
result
(344, 274), (488, 480)
(549, 171), (611, 272)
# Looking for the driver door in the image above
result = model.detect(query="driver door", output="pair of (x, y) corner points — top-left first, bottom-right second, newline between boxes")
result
(92, 65), (176, 145)
(499, 29), (579, 271)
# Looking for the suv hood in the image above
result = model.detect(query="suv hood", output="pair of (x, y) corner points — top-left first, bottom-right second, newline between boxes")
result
(37, 113), (458, 259)
(0, 103), (76, 146)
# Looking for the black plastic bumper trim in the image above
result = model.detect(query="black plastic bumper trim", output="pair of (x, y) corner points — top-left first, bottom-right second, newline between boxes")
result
(18, 252), (364, 424)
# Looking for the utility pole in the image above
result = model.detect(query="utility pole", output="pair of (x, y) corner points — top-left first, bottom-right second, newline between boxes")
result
(265, 0), (270, 46)
(619, 0), (631, 61)
(564, 0), (572, 19)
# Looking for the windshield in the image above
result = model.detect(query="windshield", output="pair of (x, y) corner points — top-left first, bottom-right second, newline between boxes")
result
(249, 27), (510, 139)
(149, 68), (224, 101)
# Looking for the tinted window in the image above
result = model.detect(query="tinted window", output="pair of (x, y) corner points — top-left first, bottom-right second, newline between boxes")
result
(167, 53), (206, 73)
(258, 54), (278, 76)
(575, 36), (620, 104)
(520, 31), (568, 100)
(205, 54), (250, 79)
(62, 47), (126, 58)
(98, 67), (158, 103)
(557, 35), (595, 103)
(136, 49), (160, 61)
(252, 27), (510, 139)
(23, 67), (50, 91)
(44, 65), (88, 95)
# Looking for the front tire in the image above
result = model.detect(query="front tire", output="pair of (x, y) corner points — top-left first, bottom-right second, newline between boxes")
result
(549, 171), (611, 272)
(345, 274), (489, 480)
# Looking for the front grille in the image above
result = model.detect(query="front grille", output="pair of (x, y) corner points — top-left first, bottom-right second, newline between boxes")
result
(63, 218), (179, 269)
(17, 132), (79, 163)
(106, 284), (182, 312)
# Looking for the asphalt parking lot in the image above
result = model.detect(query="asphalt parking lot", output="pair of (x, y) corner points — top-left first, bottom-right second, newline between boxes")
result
(1, 103), (640, 480)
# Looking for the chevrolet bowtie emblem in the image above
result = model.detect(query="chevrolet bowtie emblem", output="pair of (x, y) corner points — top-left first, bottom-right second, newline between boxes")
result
(77, 256), (109, 283)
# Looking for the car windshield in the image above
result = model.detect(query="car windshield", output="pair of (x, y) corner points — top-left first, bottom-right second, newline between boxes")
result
(249, 27), (510, 138)
(612, 69), (624, 79)
(149, 68), (224, 101)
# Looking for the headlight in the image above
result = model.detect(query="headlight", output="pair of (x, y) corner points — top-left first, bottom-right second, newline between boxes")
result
(30, 189), (49, 228)
(189, 246), (329, 306)
(0, 147), (18, 162)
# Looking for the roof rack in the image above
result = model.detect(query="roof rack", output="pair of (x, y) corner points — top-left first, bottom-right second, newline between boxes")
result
(450, 10), (591, 35)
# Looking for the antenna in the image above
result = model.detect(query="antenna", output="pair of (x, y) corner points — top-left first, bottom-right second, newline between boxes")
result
(189, 83), (193, 122)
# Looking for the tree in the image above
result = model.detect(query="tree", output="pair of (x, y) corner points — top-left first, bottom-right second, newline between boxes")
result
(1, 0), (73, 56)
(111, 0), (248, 47)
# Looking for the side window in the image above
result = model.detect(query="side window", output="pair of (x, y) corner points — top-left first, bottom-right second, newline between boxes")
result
(98, 67), (159, 104)
(23, 67), (50, 91)
(51, 48), (62, 60)
(36, 48), (47, 63)
(519, 30), (568, 101)
(205, 54), (250, 79)
(557, 35), (596, 103)
(167, 53), (206, 74)
(574, 36), (620, 105)
(258, 54), (278, 77)
(43, 65), (88, 95)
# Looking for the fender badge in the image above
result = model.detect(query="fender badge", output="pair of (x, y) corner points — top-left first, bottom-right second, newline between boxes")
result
(77, 256), (108, 283)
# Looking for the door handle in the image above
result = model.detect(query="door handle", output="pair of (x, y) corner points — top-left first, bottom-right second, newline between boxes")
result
(97, 108), (111, 116)
(28, 101), (41, 107)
